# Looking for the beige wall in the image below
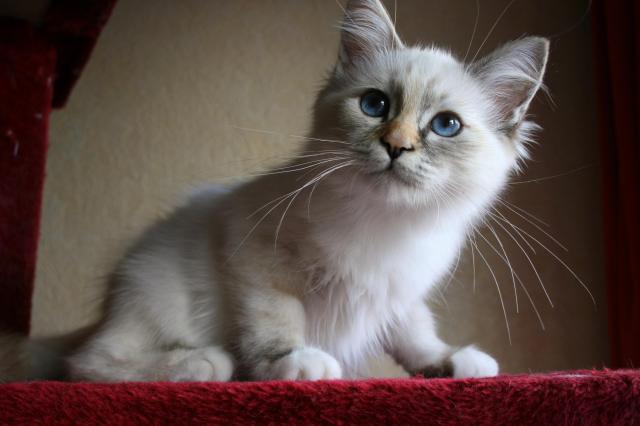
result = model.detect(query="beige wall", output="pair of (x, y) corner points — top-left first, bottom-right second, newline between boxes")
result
(31, 0), (608, 374)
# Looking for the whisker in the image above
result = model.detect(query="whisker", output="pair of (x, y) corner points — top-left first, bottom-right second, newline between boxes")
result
(470, 234), (477, 293)
(499, 199), (549, 228)
(274, 161), (355, 250)
(308, 163), (362, 218)
(468, 0), (517, 65)
(443, 247), (462, 291)
(470, 235), (512, 344)
(231, 160), (353, 260)
(498, 200), (567, 251)
(509, 163), (595, 185)
(462, 0), (480, 63)
(246, 191), (291, 220)
(516, 273), (546, 330)
(295, 154), (355, 181)
(246, 158), (353, 219)
(231, 125), (351, 145)
(492, 206), (537, 254)
(295, 150), (354, 159)
(500, 216), (596, 306)
(489, 210), (554, 307)
(485, 221), (519, 313)
(434, 286), (450, 311)
(249, 157), (350, 178)
(229, 191), (295, 261)
(474, 227), (546, 330)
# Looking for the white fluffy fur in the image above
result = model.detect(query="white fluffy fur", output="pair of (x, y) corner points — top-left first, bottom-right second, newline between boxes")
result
(55, 0), (550, 382)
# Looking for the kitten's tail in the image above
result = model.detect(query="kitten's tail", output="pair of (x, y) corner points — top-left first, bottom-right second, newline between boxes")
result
(0, 326), (95, 382)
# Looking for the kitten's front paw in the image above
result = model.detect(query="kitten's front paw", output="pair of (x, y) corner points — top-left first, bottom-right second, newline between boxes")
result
(270, 347), (342, 381)
(449, 346), (498, 378)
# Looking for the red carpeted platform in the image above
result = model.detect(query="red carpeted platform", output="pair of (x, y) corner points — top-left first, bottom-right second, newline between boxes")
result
(1, 370), (639, 425)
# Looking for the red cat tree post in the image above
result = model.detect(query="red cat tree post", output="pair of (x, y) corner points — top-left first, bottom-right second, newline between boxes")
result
(0, 0), (116, 335)
(0, 20), (56, 334)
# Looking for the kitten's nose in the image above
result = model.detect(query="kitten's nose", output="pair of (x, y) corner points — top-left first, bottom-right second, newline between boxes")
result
(381, 123), (416, 160)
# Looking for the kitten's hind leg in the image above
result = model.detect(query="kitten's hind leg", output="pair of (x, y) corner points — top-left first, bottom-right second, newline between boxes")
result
(68, 318), (234, 382)
(69, 344), (234, 382)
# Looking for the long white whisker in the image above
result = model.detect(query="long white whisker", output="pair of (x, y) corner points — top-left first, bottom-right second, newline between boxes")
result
(246, 158), (352, 219)
(229, 192), (296, 261)
(250, 157), (349, 178)
(471, 235), (512, 344)
(490, 209), (553, 307)
(499, 199), (549, 228)
(499, 200), (568, 251)
(509, 164), (594, 185)
(231, 125), (351, 145)
(474, 226), (546, 330)
(434, 286), (450, 311)
(274, 161), (354, 250)
(492, 206), (537, 254)
(463, 0), (481, 63)
(470, 234), (477, 293)
(469, 0), (517, 65)
(485, 221), (519, 313)
(502, 217), (596, 306)
(515, 272), (546, 330)
(443, 247), (462, 291)
(237, 163), (353, 255)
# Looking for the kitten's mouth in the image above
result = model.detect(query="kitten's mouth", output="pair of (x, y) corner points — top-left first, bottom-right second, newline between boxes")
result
(382, 163), (421, 187)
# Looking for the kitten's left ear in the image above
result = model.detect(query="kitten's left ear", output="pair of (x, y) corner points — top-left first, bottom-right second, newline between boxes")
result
(337, 0), (403, 72)
(471, 37), (549, 132)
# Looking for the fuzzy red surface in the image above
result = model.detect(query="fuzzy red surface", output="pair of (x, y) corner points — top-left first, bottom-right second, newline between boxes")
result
(0, 370), (638, 425)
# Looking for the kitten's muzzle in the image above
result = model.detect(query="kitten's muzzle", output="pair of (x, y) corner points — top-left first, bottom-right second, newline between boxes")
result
(380, 120), (419, 161)
(380, 138), (414, 160)
(380, 120), (418, 160)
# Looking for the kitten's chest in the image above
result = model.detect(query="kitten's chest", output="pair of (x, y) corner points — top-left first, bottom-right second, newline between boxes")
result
(304, 220), (465, 369)
(315, 218), (465, 296)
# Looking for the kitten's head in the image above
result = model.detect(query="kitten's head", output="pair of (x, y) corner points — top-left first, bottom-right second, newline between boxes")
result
(312, 0), (548, 213)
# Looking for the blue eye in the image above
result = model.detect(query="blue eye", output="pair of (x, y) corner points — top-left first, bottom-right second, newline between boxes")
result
(430, 112), (462, 137)
(360, 90), (389, 118)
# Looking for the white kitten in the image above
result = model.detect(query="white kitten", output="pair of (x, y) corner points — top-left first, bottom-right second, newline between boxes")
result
(63, 0), (549, 382)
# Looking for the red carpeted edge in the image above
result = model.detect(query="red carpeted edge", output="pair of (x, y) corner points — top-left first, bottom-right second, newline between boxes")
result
(0, 19), (56, 334)
(0, 370), (638, 425)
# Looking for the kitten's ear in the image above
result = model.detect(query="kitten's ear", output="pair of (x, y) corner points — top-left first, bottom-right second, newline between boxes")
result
(471, 37), (549, 131)
(337, 0), (403, 71)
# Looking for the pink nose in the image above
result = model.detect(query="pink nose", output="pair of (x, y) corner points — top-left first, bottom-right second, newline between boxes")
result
(381, 123), (417, 159)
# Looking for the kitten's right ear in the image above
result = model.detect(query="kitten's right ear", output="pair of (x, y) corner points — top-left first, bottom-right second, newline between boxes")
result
(337, 0), (403, 72)
(470, 37), (549, 132)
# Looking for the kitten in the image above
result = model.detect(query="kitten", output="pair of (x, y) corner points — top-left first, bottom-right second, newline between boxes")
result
(62, 0), (549, 382)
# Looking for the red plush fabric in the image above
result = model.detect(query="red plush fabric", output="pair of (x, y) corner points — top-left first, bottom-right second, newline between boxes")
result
(0, 19), (56, 334)
(0, 370), (638, 425)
